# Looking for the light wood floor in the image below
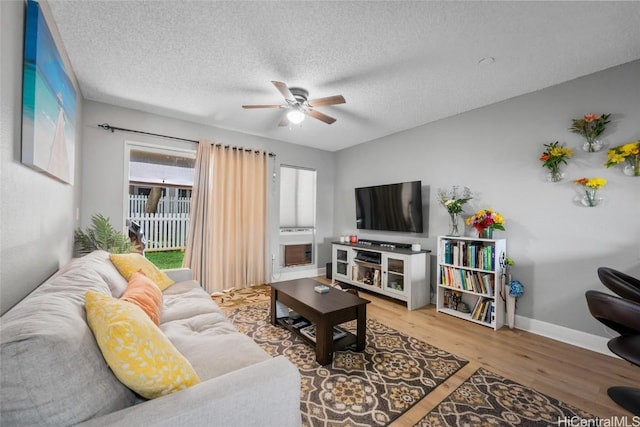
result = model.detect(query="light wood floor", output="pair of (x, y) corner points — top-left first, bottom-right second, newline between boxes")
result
(314, 277), (639, 425)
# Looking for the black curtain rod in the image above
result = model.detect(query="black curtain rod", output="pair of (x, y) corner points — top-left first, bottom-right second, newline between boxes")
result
(98, 123), (275, 157)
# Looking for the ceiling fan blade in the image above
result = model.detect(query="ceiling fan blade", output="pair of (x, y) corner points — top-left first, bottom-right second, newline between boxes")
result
(278, 115), (290, 127)
(308, 95), (346, 107)
(242, 104), (283, 109)
(307, 109), (336, 125)
(271, 81), (296, 102)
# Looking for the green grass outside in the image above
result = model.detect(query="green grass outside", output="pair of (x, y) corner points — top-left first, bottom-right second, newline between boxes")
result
(145, 250), (185, 270)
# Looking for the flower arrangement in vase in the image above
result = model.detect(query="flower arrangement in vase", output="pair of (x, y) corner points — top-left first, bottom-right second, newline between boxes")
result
(465, 209), (505, 238)
(574, 177), (607, 207)
(604, 139), (640, 177)
(437, 186), (472, 236)
(569, 113), (611, 152)
(539, 141), (573, 182)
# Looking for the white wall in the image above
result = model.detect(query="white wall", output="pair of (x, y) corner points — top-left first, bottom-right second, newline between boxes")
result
(333, 60), (640, 338)
(0, 0), (82, 315)
(80, 100), (336, 282)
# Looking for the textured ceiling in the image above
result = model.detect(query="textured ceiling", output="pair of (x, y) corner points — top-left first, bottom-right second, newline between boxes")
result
(47, 1), (640, 152)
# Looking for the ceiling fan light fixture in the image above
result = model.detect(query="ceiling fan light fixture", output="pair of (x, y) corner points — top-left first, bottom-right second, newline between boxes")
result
(243, 81), (343, 126)
(287, 108), (305, 124)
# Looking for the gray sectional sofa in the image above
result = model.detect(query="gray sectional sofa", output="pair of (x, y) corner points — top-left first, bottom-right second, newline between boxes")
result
(0, 250), (301, 426)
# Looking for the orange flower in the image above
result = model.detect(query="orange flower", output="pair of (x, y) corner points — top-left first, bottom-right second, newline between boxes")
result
(583, 114), (600, 123)
(539, 154), (550, 161)
(574, 177), (588, 185)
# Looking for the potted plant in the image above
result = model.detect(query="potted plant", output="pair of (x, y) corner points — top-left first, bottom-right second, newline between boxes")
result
(569, 113), (611, 152)
(539, 141), (573, 182)
(604, 139), (640, 177)
(74, 214), (138, 256)
(437, 186), (472, 236)
(466, 209), (505, 238)
(574, 177), (607, 207)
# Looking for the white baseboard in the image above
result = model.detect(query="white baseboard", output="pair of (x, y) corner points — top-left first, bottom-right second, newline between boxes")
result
(513, 314), (616, 358)
(271, 267), (326, 283)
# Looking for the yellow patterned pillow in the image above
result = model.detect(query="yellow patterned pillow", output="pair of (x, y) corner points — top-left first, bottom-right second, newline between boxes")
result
(85, 290), (200, 399)
(109, 253), (174, 291)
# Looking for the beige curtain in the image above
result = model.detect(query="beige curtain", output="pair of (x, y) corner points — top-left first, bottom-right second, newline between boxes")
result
(183, 141), (269, 294)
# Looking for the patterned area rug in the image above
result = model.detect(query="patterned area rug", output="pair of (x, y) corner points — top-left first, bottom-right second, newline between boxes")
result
(210, 284), (271, 308)
(226, 302), (468, 427)
(413, 368), (595, 427)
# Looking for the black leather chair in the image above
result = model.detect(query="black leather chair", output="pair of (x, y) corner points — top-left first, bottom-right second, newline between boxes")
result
(586, 290), (640, 336)
(598, 267), (640, 303)
(607, 334), (640, 414)
(586, 286), (640, 415)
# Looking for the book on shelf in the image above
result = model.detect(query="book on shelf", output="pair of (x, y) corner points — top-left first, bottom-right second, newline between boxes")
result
(467, 244), (477, 268)
(464, 270), (474, 292)
(470, 298), (488, 321)
(475, 271), (486, 293)
(299, 324), (348, 342)
(470, 297), (482, 318)
(469, 298), (495, 324)
(441, 240), (452, 264)
(472, 300), (480, 320)
(441, 238), (497, 271)
(487, 301), (495, 324)
(441, 265), (493, 296)
(480, 299), (490, 322)
(482, 274), (494, 296)
(471, 299), (481, 319)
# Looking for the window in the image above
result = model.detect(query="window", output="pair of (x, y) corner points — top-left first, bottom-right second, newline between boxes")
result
(279, 166), (316, 229)
(124, 142), (196, 255)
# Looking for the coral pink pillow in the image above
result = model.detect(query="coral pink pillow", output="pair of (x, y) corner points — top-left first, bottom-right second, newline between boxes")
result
(120, 270), (163, 325)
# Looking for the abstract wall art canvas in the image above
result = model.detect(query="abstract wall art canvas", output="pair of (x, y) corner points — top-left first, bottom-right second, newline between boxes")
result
(22, 0), (76, 184)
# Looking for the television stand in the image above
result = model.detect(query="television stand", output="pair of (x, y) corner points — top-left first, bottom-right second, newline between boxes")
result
(331, 242), (430, 310)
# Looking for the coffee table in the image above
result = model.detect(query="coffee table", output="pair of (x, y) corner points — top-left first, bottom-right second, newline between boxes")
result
(270, 278), (370, 365)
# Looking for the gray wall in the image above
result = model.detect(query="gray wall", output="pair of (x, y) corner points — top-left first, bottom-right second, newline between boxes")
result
(80, 100), (335, 281)
(333, 60), (640, 337)
(0, 0), (82, 315)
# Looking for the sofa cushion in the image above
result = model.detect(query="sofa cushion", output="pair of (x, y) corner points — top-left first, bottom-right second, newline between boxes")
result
(86, 290), (200, 399)
(87, 250), (130, 297)
(163, 317), (272, 381)
(161, 280), (228, 323)
(109, 253), (174, 290)
(0, 251), (137, 426)
(159, 280), (272, 381)
(120, 271), (163, 325)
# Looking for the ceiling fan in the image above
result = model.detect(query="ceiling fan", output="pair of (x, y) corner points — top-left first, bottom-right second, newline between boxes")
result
(242, 81), (345, 126)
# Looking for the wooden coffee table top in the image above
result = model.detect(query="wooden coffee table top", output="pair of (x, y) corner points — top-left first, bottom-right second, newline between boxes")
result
(270, 278), (370, 314)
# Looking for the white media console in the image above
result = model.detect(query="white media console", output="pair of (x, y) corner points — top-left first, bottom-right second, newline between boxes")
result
(331, 241), (430, 310)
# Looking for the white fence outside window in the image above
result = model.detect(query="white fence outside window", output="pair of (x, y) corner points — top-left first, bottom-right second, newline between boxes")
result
(128, 212), (190, 252)
(128, 195), (192, 252)
(128, 195), (191, 215)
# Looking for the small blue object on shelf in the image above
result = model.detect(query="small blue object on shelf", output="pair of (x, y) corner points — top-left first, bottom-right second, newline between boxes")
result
(314, 285), (330, 294)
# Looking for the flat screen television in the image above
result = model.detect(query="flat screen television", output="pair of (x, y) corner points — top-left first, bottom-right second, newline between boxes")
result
(355, 180), (423, 233)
